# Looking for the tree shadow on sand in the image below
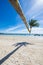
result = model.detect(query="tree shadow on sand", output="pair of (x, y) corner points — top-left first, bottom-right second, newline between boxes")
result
(0, 42), (32, 65)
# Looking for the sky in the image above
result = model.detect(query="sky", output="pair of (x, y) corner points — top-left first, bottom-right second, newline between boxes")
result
(0, 0), (43, 34)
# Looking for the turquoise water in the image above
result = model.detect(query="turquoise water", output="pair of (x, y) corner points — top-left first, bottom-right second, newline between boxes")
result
(0, 33), (43, 36)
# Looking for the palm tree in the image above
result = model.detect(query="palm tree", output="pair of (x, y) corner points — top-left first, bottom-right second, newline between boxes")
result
(9, 0), (29, 32)
(29, 19), (39, 33)
(9, 0), (39, 33)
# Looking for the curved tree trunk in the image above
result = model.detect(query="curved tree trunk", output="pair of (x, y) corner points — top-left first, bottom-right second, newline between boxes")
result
(9, 0), (29, 32)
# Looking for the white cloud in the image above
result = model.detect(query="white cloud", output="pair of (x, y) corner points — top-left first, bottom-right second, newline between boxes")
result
(26, 0), (43, 18)
(19, 27), (43, 34)
(31, 28), (43, 34)
(0, 24), (23, 33)
(31, 12), (43, 19)
(6, 28), (43, 34)
(0, 0), (43, 34)
(0, 27), (43, 34)
(10, 28), (28, 34)
(5, 25), (22, 32)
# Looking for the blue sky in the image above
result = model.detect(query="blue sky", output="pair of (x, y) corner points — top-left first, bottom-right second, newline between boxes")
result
(0, 0), (43, 34)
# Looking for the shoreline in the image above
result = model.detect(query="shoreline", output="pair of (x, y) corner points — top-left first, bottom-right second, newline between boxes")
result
(0, 35), (43, 65)
(0, 33), (43, 36)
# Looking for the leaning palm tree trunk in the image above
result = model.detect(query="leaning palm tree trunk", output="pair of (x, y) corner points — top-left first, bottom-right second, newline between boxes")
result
(9, 0), (29, 32)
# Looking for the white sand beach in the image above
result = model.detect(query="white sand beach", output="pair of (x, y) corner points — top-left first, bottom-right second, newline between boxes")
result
(0, 35), (43, 65)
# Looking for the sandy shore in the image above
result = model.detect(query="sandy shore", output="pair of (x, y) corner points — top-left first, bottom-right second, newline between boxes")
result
(0, 35), (43, 65)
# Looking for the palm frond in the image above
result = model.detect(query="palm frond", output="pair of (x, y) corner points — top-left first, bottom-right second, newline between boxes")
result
(29, 19), (39, 27)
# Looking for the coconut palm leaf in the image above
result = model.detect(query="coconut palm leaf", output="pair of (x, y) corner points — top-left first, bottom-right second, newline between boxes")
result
(29, 19), (39, 33)
(29, 19), (39, 27)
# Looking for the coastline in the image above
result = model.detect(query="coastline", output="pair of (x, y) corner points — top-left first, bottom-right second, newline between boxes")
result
(0, 35), (43, 65)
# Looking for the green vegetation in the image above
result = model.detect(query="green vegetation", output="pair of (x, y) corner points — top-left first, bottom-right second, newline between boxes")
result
(28, 19), (39, 33)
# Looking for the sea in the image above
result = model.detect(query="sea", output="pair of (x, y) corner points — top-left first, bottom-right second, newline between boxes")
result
(0, 33), (43, 36)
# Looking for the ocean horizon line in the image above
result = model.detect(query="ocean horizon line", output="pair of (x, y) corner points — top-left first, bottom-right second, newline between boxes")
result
(0, 33), (43, 36)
